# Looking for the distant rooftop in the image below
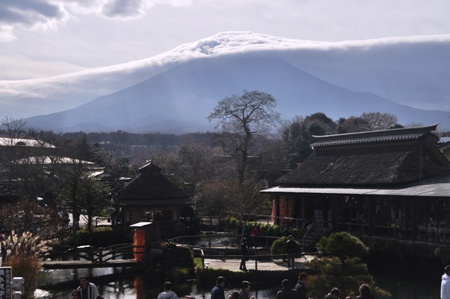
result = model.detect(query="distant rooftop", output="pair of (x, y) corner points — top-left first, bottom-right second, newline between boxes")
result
(311, 124), (438, 148)
(0, 137), (56, 148)
(15, 156), (94, 165)
(439, 136), (450, 144)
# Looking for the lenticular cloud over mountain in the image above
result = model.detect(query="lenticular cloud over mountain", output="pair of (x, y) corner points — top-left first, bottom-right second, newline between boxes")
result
(1, 31), (450, 133)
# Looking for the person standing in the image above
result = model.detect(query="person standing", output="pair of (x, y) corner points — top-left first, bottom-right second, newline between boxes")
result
(276, 279), (300, 299)
(285, 235), (297, 270)
(323, 287), (340, 299)
(250, 226), (259, 249)
(157, 281), (179, 299)
(77, 276), (99, 299)
(239, 238), (249, 271)
(211, 276), (226, 299)
(356, 284), (374, 299)
(239, 281), (254, 299)
(295, 272), (309, 299)
(442, 265), (450, 299)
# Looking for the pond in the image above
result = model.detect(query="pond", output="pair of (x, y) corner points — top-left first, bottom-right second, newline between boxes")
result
(36, 265), (441, 299)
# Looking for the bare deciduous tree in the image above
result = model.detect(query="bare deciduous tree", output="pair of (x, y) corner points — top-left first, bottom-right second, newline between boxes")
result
(208, 90), (281, 185)
(361, 112), (400, 130)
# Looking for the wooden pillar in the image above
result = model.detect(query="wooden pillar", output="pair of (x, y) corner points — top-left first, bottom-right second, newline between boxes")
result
(331, 196), (336, 232)
(274, 195), (280, 225)
(301, 196), (306, 229)
(357, 197), (362, 235)
(368, 196), (374, 236)
(411, 197), (417, 241)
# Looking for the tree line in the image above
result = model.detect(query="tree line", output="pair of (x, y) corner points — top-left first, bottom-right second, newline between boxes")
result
(0, 90), (444, 238)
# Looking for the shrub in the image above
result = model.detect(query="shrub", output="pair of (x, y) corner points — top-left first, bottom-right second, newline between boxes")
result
(172, 267), (192, 281)
(6, 254), (40, 298)
(317, 232), (368, 266)
(2, 231), (48, 298)
(307, 257), (390, 298)
(270, 236), (301, 256)
(162, 244), (194, 269)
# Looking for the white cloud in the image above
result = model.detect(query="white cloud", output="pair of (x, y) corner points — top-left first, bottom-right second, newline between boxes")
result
(0, 25), (15, 42)
(0, 0), (450, 80)
(0, 0), (196, 42)
(0, 53), (85, 80)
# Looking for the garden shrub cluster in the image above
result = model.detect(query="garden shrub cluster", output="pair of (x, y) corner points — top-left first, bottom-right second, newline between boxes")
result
(307, 257), (389, 298)
(144, 242), (195, 282)
(308, 232), (390, 298)
(2, 231), (47, 298)
(270, 236), (301, 255)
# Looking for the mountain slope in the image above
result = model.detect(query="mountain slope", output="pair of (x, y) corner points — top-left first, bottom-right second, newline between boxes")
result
(2, 32), (450, 120)
(25, 55), (450, 133)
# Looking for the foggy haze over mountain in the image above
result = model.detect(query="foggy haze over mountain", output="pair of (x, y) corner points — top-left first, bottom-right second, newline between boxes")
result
(1, 32), (449, 133)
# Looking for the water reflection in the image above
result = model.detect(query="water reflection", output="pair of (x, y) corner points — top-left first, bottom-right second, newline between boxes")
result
(37, 267), (439, 299)
(37, 268), (279, 299)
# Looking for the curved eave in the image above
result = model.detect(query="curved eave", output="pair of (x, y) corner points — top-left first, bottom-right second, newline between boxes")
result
(261, 175), (450, 198)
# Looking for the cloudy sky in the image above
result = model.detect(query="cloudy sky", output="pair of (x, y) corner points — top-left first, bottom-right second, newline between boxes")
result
(1, 0), (449, 80)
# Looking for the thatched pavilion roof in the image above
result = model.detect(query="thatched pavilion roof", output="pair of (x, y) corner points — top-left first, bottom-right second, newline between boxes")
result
(120, 161), (191, 206)
(276, 124), (450, 187)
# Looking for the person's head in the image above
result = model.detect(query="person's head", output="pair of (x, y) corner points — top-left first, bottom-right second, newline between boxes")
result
(330, 287), (340, 298)
(164, 281), (173, 291)
(229, 291), (240, 299)
(358, 284), (373, 296)
(298, 272), (308, 284)
(281, 279), (290, 289)
(217, 276), (225, 286)
(241, 281), (251, 292)
(71, 290), (78, 299)
(445, 265), (450, 275)
(80, 276), (89, 289)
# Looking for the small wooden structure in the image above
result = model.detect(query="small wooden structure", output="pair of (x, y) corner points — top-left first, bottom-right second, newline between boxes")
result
(130, 222), (154, 261)
(118, 161), (192, 238)
(262, 124), (450, 244)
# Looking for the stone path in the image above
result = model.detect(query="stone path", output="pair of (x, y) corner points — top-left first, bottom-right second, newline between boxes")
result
(203, 254), (316, 272)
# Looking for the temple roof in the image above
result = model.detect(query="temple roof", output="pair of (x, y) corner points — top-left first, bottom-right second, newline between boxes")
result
(276, 124), (450, 187)
(120, 161), (191, 206)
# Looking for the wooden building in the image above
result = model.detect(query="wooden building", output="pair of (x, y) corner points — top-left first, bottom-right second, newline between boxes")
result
(262, 124), (450, 244)
(118, 161), (192, 238)
(0, 137), (97, 204)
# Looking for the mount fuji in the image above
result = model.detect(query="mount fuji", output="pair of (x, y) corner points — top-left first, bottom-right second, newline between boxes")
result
(1, 32), (449, 133)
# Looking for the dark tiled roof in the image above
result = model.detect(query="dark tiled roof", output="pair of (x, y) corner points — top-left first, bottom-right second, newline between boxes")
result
(311, 124), (438, 148)
(120, 162), (190, 204)
(277, 124), (450, 187)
